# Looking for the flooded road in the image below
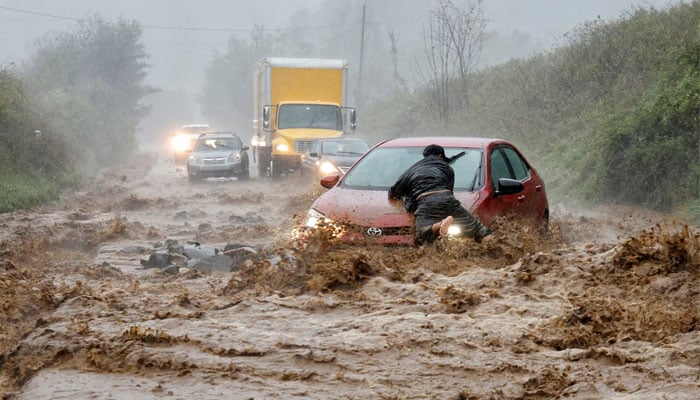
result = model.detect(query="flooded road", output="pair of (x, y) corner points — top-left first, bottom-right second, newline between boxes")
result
(1, 153), (698, 399)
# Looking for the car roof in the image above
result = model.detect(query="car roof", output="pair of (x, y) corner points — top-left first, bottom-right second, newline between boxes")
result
(196, 132), (239, 139)
(315, 137), (367, 142)
(182, 124), (211, 128)
(377, 136), (505, 149)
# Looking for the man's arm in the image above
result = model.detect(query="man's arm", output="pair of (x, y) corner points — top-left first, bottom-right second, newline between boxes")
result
(446, 165), (455, 192)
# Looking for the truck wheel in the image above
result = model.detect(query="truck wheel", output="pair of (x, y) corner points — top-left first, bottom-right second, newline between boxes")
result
(257, 153), (269, 177)
(271, 160), (283, 179)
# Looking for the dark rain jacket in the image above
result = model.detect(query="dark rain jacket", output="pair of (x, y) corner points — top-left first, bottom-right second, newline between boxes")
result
(388, 155), (454, 213)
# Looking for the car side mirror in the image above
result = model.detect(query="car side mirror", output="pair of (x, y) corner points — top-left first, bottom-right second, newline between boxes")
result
(494, 178), (524, 197)
(242, 146), (250, 151)
(320, 174), (340, 189)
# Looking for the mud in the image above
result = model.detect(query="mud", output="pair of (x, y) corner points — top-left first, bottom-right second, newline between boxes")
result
(0, 153), (698, 399)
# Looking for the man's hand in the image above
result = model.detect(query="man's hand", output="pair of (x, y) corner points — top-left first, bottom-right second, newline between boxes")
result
(387, 192), (403, 208)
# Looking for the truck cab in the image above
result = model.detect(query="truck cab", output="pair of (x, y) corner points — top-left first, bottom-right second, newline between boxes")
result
(251, 58), (357, 178)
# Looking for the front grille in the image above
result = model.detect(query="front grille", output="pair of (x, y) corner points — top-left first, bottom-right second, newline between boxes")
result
(344, 224), (413, 237)
(295, 140), (313, 154)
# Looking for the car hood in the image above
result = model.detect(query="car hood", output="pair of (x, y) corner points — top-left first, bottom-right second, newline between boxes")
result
(311, 186), (478, 228)
(321, 154), (363, 167)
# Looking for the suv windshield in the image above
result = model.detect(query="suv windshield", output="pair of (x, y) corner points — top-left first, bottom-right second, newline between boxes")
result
(341, 146), (483, 190)
(193, 138), (240, 152)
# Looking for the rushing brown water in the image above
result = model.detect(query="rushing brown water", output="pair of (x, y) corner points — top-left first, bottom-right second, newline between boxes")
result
(1, 153), (698, 399)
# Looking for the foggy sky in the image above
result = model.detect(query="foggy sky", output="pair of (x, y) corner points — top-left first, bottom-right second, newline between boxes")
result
(0, 0), (680, 89)
(0, 0), (682, 136)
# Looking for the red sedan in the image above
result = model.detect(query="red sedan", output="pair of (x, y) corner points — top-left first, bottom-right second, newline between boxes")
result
(305, 136), (549, 245)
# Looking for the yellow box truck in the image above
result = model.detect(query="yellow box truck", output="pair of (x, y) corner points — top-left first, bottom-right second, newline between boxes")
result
(251, 57), (357, 178)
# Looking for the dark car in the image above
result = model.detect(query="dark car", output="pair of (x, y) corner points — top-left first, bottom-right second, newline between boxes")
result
(186, 132), (250, 182)
(301, 137), (370, 180)
(305, 136), (549, 245)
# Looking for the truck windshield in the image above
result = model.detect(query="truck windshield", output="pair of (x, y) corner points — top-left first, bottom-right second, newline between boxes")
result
(277, 104), (341, 130)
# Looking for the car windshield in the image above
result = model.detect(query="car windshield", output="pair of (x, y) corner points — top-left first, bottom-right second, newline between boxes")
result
(321, 141), (369, 156)
(277, 104), (341, 130)
(193, 138), (239, 152)
(341, 146), (483, 191)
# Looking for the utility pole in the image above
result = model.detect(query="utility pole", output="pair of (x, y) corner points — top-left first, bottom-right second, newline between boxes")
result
(357, 3), (366, 114)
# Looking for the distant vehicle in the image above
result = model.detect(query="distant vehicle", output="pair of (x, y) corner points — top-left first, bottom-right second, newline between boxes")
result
(170, 124), (213, 163)
(186, 132), (250, 182)
(251, 58), (357, 178)
(305, 136), (549, 245)
(301, 137), (370, 180)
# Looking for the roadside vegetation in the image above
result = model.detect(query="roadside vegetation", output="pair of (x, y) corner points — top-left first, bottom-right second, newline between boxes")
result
(0, 17), (154, 212)
(363, 2), (699, 215)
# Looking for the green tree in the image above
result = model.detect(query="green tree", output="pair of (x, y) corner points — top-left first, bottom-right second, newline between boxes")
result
(23, 16), (155, 170)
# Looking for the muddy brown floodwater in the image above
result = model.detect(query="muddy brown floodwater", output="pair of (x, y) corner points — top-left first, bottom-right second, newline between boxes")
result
(1, 153), (698, 399)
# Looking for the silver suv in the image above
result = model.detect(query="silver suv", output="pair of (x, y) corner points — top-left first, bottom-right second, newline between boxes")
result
(186, 132), (250, 182)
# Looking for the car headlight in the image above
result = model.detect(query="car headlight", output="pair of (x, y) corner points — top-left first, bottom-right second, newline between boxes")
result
(228, 152), (242, 162)
(447, 225), (461, 236)
(305, 208), (326, 229)
(318, 160), (339, 175)
(187, 154), (197, 163)
(275, 143), (290, 152)
(172, 135), (191, 152)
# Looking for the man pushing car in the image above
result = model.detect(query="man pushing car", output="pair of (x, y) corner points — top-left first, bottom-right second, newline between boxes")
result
(388, 144), (493, 245)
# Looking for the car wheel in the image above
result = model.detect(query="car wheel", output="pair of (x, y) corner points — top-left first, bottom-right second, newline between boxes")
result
(238, 166), (250, 180)
(188, 173), (201, 183)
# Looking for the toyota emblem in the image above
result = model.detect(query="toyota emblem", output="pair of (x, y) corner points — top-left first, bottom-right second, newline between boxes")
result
(366, 227), (383, 237)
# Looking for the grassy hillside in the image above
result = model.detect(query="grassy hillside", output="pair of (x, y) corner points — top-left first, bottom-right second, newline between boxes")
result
(362, 2), (699, 213)
(0, 70), (75, 212)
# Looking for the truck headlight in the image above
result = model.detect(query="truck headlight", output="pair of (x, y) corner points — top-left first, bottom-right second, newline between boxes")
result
(275, 143), (290, 152)
(318, 160), (339, 175)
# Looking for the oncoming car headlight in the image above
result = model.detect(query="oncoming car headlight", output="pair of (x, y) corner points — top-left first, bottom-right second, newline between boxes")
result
(318, 160), (339, 175)
(172, 135), (191, 152)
